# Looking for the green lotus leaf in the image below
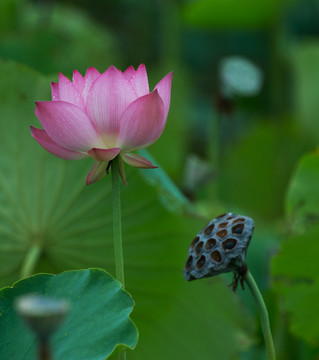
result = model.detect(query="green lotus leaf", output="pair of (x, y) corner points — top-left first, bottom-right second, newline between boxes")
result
(138, 149), (200, 217)
(272, 225), (319, 344)
(0, 268), (138, 360)
(285, 150), (319, 229)
(272, 150), (319, 344)
(127, 276), (252, 360)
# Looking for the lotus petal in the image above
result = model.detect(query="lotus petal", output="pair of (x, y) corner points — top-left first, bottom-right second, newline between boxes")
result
(118, 156), (127, 185)
(51, 82), (60, 101)
(86, 66), (137, 138)
(130, 64), (149, 97)
(117, 90), (164, 152)
(30, 126), (88, 160)
(154, 72), (173, 123)
(87, 147), (120, 162)
(35, 101), (102, 151)
(85, 161), (108, 185)
(123, 66), (135, 81)
(58, 73), (84, 110)
(82, 67), (101, 103)
(122, 153), (157, 168)
(72, 70), (85, 95)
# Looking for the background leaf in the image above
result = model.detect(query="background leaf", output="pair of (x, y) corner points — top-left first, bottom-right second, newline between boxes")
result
(182, 0), (290, 29)
(285, 149), (319, 228)
(138, 149), (200, 217)
(291, 42), (319, 143)
(0, 268), (138, 360)
(0, 2), (119, 75)
(272, 150), (319, 346)
(272, 226), (319, 344)
(219, 120), (307, 220)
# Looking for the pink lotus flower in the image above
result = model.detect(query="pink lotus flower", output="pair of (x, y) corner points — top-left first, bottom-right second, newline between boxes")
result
(31, 64), (172, 185)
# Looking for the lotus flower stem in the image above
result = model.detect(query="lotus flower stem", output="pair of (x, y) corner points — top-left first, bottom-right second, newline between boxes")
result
(111, 156), (126, 360)
(244, 270), (276, 360)
(111, 156), (125, 287)
(21, 244), (41, 278)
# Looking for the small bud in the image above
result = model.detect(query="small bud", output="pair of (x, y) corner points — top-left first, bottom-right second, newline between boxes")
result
(219, 56), (264, 97)
(15, 294), (70, 340)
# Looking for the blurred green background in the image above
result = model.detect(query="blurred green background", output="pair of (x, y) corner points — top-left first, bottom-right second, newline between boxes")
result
(1, 0), (319, 359)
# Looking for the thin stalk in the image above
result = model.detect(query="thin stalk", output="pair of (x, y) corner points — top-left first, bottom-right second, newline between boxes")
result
(111, 157), (126, 360)
(39, 339), (51, 360)
(111, 156), (125, 287)
(208, 112), (222, 201)
(21, 244), (41, 278)
(245, 270), (276, 360)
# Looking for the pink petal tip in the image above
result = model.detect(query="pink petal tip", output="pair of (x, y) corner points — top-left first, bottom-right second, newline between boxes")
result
(85, 161), (108, 185)
(121, 153), (158, 169)
(87, 147), (120, 162)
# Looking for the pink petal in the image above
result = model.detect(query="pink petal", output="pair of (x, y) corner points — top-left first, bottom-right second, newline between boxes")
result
(130, 64), (149, 97)
(85, 161), (108, 185)
(82, 67), (101, 103)
(72, 70), (85, 94)
(51, 82), (60, 101)
(154, 72), (173, 123)
(117, 90), (165, 152)
(118, 156), (127, 185)
(87, 147), (120, 161)
(58, 73), (85, 110)
(123, 66), (135, 81)
(86, 65), (137, 138)
(35, 101), (102, 152)
(30, 126), (88, 160)
(121, 153), (157, 168)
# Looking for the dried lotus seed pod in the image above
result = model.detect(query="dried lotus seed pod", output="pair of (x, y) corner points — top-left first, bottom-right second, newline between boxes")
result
(183, 212), (254, 290)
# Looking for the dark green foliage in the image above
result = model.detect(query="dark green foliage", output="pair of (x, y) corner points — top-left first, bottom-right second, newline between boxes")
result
(0, 269), (138, 360)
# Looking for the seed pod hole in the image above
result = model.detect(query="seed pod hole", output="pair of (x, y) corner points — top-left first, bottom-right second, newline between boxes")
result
(211, 250), (222, 263)
(204, 223), (215, 236)
(216, 229), (227, 238)
(205, 238), (217, 250)
(218, 222), (228, 229)
(190, 236), (200, 249)
(232, 218), (245, 224)
(222, 238), (238, 251)
(185, 256), (193, 272)
(232, 223), (244, 235)
(216, 213), (227, 220)
(196, 255), (206, 270)
(195, 241), (204, 256)
(226, 216), (235, 220)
